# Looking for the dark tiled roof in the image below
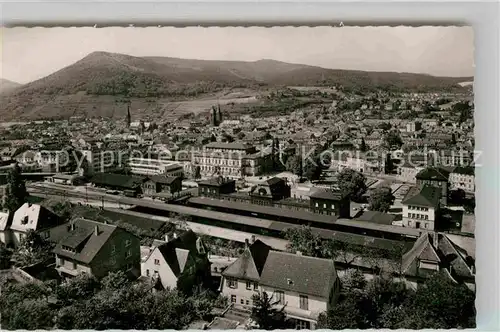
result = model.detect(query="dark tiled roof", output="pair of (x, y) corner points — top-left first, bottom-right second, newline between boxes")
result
(91, 173), (147, 189)
(147, 175), (179, 185)
(416, 167), (450, 181)
(156, 230), (206, 277)
(401, 185), (441, 208)
(437, 234), (474, 279)
(402, 233), (441, 277)
(205, 142), (253, 151)
(259, 251), (337, 298)
(451, 166), (475, 176)
(222, 240), (271, 281)
(52, 218), (132, 264)
(310, 188), (346, 201)
(354, 211), (396, 225)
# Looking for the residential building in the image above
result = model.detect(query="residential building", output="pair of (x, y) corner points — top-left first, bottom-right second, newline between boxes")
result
(9, 203), (62, 248)
(140, 230), (210, 290)
(449, 166), (475, 193)
(309, 188), (350, 218)
(81, 147), (123, 174)
(406, 121), (422, 132)
(221, 239), (341, 329)
(141, 175), (182, 198)
(52, 218), (141, 279)
(415, 167), (450, 205)
(128, 157), (184, 178)
(401, 185), (441, 230)
(402, 232), (475, 291)
(397, 162), (425, 184)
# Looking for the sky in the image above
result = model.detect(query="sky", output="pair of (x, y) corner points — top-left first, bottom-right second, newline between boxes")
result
(0, 26), (474, 84)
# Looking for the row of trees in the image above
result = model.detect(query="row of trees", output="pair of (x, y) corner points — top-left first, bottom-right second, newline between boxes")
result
(0, 271), (220, 330)
(317, 269), (476, 329)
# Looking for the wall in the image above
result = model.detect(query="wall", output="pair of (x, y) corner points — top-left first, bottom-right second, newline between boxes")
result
(221, 278), (260, 308)
(402, 204), (436, 230)
(90, 228), (141, 279)
(142, 247), (178, 289)
(55, 254), (92, 276)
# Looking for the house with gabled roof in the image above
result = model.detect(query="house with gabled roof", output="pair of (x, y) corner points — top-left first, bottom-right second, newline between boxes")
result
(401, 185), (441, 230)
(221, 239), (340, 329)
(10, 203), (63, 248)
(51, 218), (141, 279)
(416, 166), (450, 205)
(401, 232), (475, 291)
(140, 230), (210, 290)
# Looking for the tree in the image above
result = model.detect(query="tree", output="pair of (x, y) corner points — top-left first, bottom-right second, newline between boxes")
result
(4, 164), (28, 212)
(193, 165), (201, 180)
(340, 268), (367, 292)
(11, 230), (53, 267)
(251, 291), (288, 330)
(283, 225), (323, 257)
(0, 242), (13, 269)
(337, 168), (367, 202)
(101, 270), (130, 290)
(368, 186), (395, 212)
(383, 130), (403, 149)
(284, 155), (302, 176)
(360, 138), (367, 152)
(237, 131), (246, 140)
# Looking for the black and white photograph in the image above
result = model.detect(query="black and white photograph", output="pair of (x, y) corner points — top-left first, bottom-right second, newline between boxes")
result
(0, 26), (476, 330)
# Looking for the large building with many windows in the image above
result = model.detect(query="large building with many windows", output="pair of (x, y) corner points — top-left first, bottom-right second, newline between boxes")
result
(128, 158), (184, 177)
(401, 185), (441, 231)
(193, 142), (273, 179)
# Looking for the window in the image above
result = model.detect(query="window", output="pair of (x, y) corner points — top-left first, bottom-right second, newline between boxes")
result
(323, 203), (326, 208)
(146, 269), (150, 277)
(299, 295), (309, 310)
(111, 245), (116, 254)
(315, 202), (318, 208)
(331, 204), (335, 209)
(231, 295), (236, 303)
(154, 259), (160, 265)
(246, 281), (252, 290)
(253, 282), (259, 290)
(126, 250), (132, 258)
(72, 262), (77, 270)
(246, 300), (250, 305)
(59, 258), (65, 266)
(240, 299), (244, 304)
(125, 240), (131, 247)
(274, 290), (285, 304)
(227, 278), (237, 289)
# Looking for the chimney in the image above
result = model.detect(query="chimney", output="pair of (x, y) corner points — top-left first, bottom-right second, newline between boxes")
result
(245, 238), (250, 248)
(94, 225), (99, 236)
(432, 231), (439, 248)
(173, 232), (178, 239)
(250, 235), (256, 244)
(165, 234), (170, 242)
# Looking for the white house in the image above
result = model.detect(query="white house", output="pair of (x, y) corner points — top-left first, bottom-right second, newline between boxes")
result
(401, 185), (441, 231)
(221, 239), (341, 329)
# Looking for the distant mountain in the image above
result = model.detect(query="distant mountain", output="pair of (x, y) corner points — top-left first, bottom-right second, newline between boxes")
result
(0, 51), (473, 121)
(0, 78), (21, 94)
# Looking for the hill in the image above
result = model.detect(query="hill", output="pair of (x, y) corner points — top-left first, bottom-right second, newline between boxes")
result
(0, 51), (472, 121)
(0, 78), (21, 94)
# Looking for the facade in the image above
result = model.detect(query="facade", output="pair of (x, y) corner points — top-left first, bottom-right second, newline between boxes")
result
(52, 218), (141, 279)
(140, 230), (210, 289)
(9, 203), (62, 248)
(141, 175), (182, 198)
(449, 166), (475, 193)
(397, 163), (425, 184)
(401, 185), (441, 230)
(198, 177), (236, 198)
(128, 158), (184, 177)
(221, 239), (340, 329)
(81, 147), (124, 175)
(193, 142), (272, 179)
(309, 188), (350, 218)
(406, 121), (422, 132)
(415, 167), (450, 205)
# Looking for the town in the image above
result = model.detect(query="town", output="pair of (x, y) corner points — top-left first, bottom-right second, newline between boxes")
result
(0, 26), (476, 330)
(0, 84), (476, 330)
